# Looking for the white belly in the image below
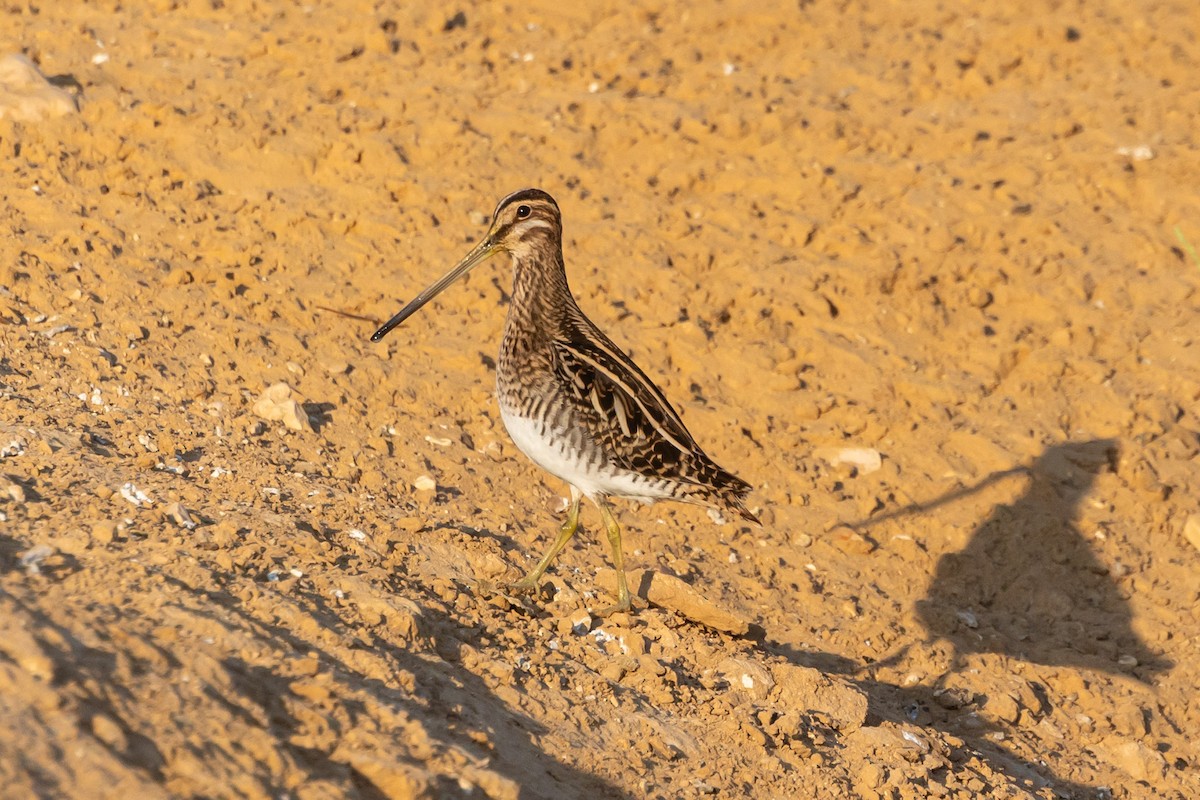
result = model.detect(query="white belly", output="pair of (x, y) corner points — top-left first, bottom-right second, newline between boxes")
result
(499, 405), (670, 503)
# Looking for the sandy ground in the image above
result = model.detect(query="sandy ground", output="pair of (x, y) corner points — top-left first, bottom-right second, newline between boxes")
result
(2, 1), (1198, 798)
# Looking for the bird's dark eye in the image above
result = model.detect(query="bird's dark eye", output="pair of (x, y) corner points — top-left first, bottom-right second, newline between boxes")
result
(516, 205), (531, 219)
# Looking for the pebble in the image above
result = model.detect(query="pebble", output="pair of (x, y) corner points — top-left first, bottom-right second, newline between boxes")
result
(165, 268), (194, 286)
(956, 608), (979, 629)
(91, 520), (119, 543)
(90, 713), (128, 751)
(164, 502), (197, 530)
(770, 663), (868, 731)
(569, 610), (593, 635)
(830, 525), (875, 555)
(119, 320), (148, 341)
(985, 692), (1021, 723)
(639, 654), (667, 676)
(0, 54), (77, 122)
(857, 762), (884, 790)
(18, 544), (55, 574)
(595, 568), (750, 634)
(813, 446), (883, 475)
(0, 624), (55, 680)
(966, 286), (993, 308)
(336, 750), (434, 800)
(413, 475), (436, 492)
(713, 657), (775, 703)
(1115, 144), (1155, 162)
(619, 631), (648, 655)
(209, 519), (240, 547)
(430, 578), (459, 604)
(251, 382), (313, 432)
(601, 662), (627, 682)
(1, 476), (25, 503)
(120, 483), (153, 507)
(1096, 736), (1167, 782)
(460, 765), (519, 800)
(934, 687), (971, 709)
(1182, 514), (1200, 553)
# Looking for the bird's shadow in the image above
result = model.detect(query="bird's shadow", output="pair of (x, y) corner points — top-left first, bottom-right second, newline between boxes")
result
(912, 438), (1169, 679)
(757, 437), (1168, 798)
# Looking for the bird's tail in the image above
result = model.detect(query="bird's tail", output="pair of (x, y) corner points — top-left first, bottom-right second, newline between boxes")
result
(720, 485), (761, 525)
(679, 473), (760, 525)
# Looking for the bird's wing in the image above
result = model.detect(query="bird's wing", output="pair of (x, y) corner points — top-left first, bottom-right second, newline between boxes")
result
(550, 323), (712, 478)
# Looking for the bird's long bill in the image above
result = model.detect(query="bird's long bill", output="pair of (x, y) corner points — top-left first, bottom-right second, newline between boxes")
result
(370, 238), (497, 342)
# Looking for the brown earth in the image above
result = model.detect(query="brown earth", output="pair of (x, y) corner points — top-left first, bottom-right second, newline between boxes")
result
(1, 1), (1198, 798)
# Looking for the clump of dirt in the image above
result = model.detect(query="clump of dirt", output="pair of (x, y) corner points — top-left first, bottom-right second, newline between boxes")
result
(1, 2), (1197, 798)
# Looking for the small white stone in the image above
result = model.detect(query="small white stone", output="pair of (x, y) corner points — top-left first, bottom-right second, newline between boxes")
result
(18, 544), (55, 574)
(815, 446), (883, 474)
(414, 475), (436, 491)
(1115, 144), (1154, 161)
(590, 627), (616, 644)
(119, 482), (152, 507)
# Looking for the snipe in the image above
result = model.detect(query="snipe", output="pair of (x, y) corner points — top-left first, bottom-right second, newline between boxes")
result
(372, 189), (757, 615)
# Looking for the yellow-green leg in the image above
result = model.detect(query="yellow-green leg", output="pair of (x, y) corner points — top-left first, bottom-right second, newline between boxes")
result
(509, 488), (581, 596)
(593, 500), (632, 616)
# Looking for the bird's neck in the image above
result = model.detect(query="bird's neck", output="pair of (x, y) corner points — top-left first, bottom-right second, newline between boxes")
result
(505, 250), (577, 335)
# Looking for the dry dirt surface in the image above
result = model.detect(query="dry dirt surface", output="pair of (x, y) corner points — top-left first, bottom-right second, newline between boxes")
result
(1, 2), (1198, 798)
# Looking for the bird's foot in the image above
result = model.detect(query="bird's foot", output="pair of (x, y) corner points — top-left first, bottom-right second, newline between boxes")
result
(591, 596), (633, 618)
(507, 576), (542, 597)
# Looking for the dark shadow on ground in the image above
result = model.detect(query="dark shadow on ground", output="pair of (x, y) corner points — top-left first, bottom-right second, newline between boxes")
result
(0, 538), (629, 800)
(915, 438), (1169, 679)
(758, 438), (1169, 800)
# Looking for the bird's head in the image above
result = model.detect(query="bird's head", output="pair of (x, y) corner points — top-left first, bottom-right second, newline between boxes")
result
(370, 188), (562, 342)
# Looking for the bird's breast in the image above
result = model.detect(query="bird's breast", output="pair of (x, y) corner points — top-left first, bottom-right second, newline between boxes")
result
(497, 395), (674, 504)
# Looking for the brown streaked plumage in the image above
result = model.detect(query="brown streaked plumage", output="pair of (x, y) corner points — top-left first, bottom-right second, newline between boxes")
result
(372, 188), (757, 615)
